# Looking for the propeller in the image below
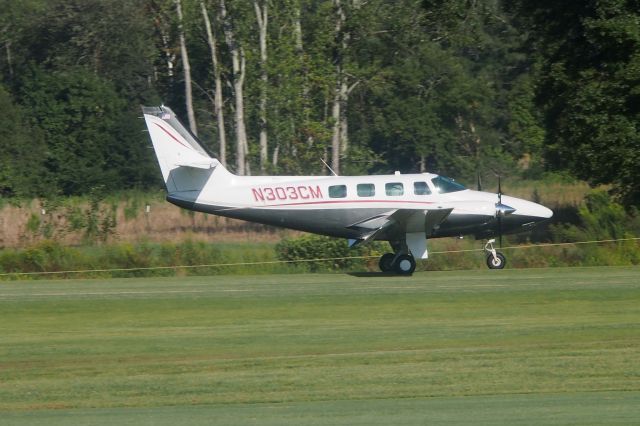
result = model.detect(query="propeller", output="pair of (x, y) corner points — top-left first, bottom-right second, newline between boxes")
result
(497, 177), (503, 247)
(494, 176), (516, 247)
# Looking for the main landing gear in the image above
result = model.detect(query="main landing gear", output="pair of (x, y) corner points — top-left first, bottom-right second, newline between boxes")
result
(484, 239), (506, 269)
(377, 238), (507, 273)
(378, 252), (416, 275)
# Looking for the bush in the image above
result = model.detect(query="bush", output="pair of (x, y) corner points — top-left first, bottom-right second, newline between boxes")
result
(551, 190), (640, 242)
(541, 190), (640, 266)
(0, 240), (280, 280)
(276, 234), (387, 272)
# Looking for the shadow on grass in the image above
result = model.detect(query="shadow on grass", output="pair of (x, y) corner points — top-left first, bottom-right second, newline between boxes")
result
(347, 272), (413, 278)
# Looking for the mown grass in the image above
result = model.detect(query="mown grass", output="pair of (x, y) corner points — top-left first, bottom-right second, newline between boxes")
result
(1, 267), (639, 424)
(4, 392), (640, 426)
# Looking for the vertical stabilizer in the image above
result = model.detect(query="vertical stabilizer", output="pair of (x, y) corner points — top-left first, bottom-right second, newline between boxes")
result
(142, 106), (232, 193)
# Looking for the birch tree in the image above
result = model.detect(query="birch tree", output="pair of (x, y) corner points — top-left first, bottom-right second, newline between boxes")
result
(149, 2), (176, 80)
(254, 0), (268, 173)
(220, 0), (250, 175)
(330, 0), (347, 174)
(174, 0), (197, 135)
(201, 0), (227, 166)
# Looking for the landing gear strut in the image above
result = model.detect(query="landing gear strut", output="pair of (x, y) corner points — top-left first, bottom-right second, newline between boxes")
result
(484, 239), (506, 269)
(378, 252), (416, 275)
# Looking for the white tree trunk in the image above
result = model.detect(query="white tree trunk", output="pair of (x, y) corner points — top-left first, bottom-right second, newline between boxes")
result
(293, 4), (315, 149)
(5, 40), (13, 78)
(330, 85), (341, 174)
(330, 0), (347, 174)
(239, 50), (251, 175)
(254, 0), (268, 173)
(294, 5), (303, 54)
(175, 0), (197, 136)
(151, 9), (176, 79)
(220, 0), (249, 175)
(272, 144), (279, 167)
(339, 79), (348, 155)
(200, 0), (227, 166)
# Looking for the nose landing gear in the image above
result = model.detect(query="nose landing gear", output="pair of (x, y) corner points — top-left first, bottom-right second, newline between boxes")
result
(378, 252), (416, 275)
(484, 239), (506, 269)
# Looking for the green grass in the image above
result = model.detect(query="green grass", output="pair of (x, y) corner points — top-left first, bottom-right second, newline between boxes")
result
(1, 267), (639, 424)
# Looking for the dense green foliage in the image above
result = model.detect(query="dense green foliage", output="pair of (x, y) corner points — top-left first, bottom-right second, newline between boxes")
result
(0, 239), (283, 279)
(550, 190), (640, 242)
(508, 0), (640, 205)
(276, 234), (386, 271)
(0, 0), (637, 205)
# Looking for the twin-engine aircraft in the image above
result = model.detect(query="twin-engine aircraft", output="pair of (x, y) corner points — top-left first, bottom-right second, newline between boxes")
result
(142, 106), (553, 274)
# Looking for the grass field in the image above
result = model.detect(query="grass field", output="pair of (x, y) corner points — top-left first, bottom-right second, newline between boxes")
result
(1, 267), (639, 425)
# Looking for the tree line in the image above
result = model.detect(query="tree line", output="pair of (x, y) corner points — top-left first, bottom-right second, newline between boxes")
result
(0, 0), (637, 205)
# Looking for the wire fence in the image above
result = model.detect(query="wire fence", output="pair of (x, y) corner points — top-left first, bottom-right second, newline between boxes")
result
(1, 237), (638, 278)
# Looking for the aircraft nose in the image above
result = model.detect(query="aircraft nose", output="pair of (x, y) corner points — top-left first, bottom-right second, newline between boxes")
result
(526, 201), (553, 220)
(538, 204), (553, 219)
(502, 196), (553, 220)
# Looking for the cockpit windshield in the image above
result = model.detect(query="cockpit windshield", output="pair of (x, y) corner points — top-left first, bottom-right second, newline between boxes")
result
(431, 176), (466, 193)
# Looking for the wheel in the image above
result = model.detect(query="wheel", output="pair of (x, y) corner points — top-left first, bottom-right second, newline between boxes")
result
(486, 252), (506, 269)
(394, 254), (416, 275)
(379, 253), (395, 272)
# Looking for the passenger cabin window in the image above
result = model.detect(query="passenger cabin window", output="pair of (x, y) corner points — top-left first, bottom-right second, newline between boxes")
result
(413, 181), (431, 195)
(357, 183), (375, 197)
(385, 182), (404, 196)
(328, 184), (347, 198)
(431, 176), (466, 193)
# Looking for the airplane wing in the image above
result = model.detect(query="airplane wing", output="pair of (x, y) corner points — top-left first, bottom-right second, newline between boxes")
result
(347, 208), (453, 247)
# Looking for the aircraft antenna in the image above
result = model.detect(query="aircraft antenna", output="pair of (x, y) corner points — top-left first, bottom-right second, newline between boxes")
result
(320, 158), (338, 176)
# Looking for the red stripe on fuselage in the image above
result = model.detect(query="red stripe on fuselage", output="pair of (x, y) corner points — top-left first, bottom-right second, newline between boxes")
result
(257, 199), (437, 208)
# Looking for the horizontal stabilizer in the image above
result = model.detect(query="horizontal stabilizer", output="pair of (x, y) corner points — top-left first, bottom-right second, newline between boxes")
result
(174, 156), (218, 169)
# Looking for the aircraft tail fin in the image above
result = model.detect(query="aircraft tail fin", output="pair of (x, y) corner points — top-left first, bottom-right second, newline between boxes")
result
(142, 106), (232, 193)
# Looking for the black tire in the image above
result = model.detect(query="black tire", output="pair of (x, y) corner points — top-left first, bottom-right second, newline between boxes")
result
(394, 254), (416, 275)
(379, 253), (395, 272)
(486, 252), (506, 269)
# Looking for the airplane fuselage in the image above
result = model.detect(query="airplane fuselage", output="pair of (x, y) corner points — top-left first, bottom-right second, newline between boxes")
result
(167, 172), (551, 241)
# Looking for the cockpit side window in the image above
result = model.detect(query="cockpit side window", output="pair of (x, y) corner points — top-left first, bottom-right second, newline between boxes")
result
(431, 176), (466, 193)
(413, 181), (431, 195)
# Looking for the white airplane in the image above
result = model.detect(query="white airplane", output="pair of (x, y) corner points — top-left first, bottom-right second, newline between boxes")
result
(142, 106), (553, 274)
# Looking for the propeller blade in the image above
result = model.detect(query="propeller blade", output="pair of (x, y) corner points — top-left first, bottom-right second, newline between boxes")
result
(497, 175), (502, 204)
(477, 173), (482, 191)
(498, 216), (503, 248)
